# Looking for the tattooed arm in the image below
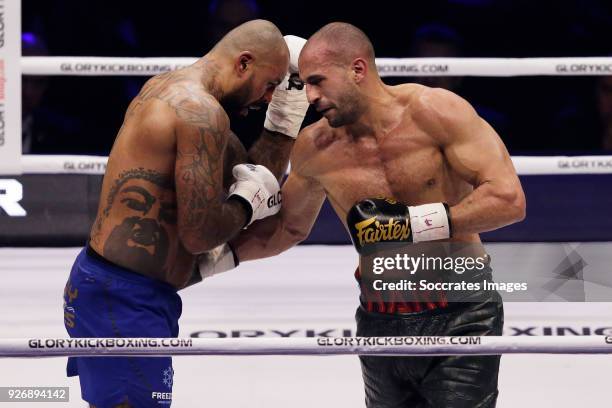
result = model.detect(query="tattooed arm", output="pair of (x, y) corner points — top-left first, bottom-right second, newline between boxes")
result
(224, 128), (294, 182)
(174, 96), (247, 254)
(247, 129), (294, 180)
(223, 131), (248, 189)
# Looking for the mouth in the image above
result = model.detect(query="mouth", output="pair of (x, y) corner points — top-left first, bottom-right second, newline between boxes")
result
(317, 107), (332, 115)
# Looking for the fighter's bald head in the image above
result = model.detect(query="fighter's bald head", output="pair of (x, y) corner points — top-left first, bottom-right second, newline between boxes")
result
(301, 22), (375, 68)
(213, 19), (288, 66)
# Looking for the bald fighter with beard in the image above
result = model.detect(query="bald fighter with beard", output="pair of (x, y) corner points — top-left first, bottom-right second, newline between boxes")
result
(62, 20), (310, 408)
(220, 23), (526, 407)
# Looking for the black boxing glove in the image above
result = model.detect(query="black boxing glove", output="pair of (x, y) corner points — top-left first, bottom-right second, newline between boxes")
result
(347, 198), (452, 255)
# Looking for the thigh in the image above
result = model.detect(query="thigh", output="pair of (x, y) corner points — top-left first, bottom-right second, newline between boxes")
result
(64, 259), (177, 407)
(76, 355), (174, 407)
(420, 301), (504, 408)
(420, 354), (500, 408)
(359, 355), (423, 408)
(356, 308), (423, 408)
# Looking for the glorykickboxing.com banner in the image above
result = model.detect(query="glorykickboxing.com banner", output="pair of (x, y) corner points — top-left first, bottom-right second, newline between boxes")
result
(375, 57), (612, 77)
(28, 338), (194, 349)
(358, 242), (612, 302)
(20, 57), (612, 77)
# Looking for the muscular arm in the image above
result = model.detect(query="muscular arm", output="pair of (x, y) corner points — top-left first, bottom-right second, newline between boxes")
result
(247, 129), (294, 179)
(223, 131), (248, 189)
(419, 89), (526, 235)
(231, 133), (326, 262)
(174, 97), (247, 254)
(223, 128), (293, 182)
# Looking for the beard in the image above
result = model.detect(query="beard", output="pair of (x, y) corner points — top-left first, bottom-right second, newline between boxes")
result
(103, 216), (170, 275)
(221, 76), (256, 114)
(327, 86), (363, 128)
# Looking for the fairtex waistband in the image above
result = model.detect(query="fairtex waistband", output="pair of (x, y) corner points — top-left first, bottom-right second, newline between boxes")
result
(354, 266), (451, 315)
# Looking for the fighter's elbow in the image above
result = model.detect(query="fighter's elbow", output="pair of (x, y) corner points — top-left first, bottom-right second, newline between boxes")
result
(514, 193), (527, 223)
(180, 236), (204, 255)
(503, 187), (526, 224)
(283, 223), (310, 246)
(179, 231), (218, 255)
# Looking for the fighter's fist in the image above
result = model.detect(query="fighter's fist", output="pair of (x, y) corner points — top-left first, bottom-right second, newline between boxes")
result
(347, 198), (413, 255)
(284, 34), (306, 75)
(346, 198), (452, 255)
(228, 164), (282, 226)
(264, 35), (309, 139)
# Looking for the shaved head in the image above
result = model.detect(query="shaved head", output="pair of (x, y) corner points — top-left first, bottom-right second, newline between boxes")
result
(302, 22), (375, 68)
(214, 19), (288, 65)
(206, 19), (289, 116)
(299, 23), (379, 128)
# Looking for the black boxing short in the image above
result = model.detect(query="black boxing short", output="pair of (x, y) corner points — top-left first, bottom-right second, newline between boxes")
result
(355, 262), (503, 408)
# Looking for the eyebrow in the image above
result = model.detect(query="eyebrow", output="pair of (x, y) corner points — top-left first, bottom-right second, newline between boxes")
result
(120, 185), (155, 212)
(305, 74), (324, 84)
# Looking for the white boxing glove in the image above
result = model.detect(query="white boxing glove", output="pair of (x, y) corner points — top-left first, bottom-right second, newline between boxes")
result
(264, 35), (309, 139)
(228, 164), (282, 226)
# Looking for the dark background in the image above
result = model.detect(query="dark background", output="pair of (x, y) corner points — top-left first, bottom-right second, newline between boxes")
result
(21, 0), (612, 155)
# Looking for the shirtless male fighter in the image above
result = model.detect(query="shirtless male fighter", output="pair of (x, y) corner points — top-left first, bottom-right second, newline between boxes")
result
(225, 23), (526, 407)
(62, 20), (309, 407)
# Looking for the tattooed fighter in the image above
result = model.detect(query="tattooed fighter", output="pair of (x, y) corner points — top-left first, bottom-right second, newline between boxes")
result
(62, 20), (309, 407)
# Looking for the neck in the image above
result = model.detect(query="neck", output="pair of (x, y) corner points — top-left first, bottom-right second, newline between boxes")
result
(192, 55), (227, 101)
(346, 79), (400, 137)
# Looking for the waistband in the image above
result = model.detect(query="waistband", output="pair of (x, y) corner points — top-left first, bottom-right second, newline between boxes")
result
(358, 300), (472, 318)
(83, 245), (177, 293)
(354, 253), (494, 316)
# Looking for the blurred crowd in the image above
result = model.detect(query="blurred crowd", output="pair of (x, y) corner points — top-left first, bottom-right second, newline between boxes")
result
(21, 0), (612, 154)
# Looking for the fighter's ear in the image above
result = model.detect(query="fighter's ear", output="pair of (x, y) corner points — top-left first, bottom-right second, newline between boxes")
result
(352, 58), (368, 83)
(236, 52), (254, 75)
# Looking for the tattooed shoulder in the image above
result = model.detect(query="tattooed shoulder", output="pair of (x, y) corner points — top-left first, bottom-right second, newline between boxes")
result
(125, 69), (226, 125)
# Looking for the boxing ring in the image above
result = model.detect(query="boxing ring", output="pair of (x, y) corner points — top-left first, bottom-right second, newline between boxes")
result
(4, 335), (612, 357)
(2, 17), (612, 405)
(2, 246), (612, 407)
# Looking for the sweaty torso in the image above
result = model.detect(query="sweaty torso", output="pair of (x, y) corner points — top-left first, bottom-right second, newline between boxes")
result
(89, 69), (245, 288)
(301, 84), (479, 244)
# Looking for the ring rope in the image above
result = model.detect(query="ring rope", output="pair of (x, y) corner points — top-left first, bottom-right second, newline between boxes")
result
(20, 154), (612, 176)
(2, 336), (611, 358)
(21, 56), (612, 77)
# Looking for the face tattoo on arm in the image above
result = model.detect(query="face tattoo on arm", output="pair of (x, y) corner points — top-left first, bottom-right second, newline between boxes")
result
(98, 168), (176, 274)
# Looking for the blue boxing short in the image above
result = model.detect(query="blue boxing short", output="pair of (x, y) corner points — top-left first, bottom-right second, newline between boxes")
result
(63, 246), (182, 407)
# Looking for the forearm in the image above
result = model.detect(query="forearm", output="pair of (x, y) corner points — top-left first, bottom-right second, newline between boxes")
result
(247, 129), (294, 179)
(180, 199), (247, 254)
(231, 212), (305, 262)
(449, 180), (526, 235)
(252, 34), (308, 180)
(232, 169), (326, 261)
